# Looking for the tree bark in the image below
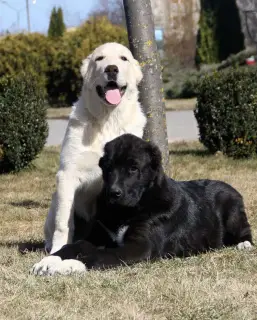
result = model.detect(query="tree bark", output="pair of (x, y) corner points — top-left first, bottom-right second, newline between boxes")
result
(123, 0), (169, 172)
(236, 0), (257, 49)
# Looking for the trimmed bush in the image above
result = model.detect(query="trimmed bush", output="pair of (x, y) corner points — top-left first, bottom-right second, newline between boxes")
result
(195, 67), (257, 158)
(0, 73), (48, 173)
(0, 33), (54, 93)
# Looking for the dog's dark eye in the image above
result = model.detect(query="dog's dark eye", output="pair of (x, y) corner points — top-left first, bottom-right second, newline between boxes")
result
(129, 166), (138, 174)
(120, 56), (128, 61)
(95, 56), (104, 62)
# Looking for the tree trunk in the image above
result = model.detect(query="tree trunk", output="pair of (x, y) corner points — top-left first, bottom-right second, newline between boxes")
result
(236, 0), (257, 49)
(123, 0), (169, 172)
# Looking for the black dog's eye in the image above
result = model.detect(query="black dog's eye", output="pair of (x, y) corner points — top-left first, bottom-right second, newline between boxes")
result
(95, 56), (104, 62)
(120, 56), (128, 61)
(129, 166), (138, 174)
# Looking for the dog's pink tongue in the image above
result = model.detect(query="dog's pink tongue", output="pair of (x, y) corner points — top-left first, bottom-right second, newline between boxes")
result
(105, 89), (121, 105)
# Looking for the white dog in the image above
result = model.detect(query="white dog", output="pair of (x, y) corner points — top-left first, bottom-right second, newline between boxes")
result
(31, 43), (146, 274)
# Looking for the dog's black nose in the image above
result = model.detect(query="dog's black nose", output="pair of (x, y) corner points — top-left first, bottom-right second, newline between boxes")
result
(109, 186), (122, 198)
(105, 65), (119, 80)
(105, 65), (119, 74)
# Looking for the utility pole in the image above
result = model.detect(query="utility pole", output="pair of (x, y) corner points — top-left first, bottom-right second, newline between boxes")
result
(26, 0), (30, 33)
(123, 0), (169, 172)
(0, 0), (24, 32)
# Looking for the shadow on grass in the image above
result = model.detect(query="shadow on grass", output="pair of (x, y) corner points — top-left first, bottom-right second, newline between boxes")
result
(18, 241), (46, 254)
(10, 200), (48, 209)
(168, 141), (212, 158)
(0, 240), (46, 254)
(169, 149), (212, 157)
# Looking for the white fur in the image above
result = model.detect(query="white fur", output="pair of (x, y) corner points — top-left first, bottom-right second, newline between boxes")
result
(116, 225), (129, 247)
(32, 43), (146, 275)
(30, 256), (86, 276)
(237, 241), (253, 250)
(97, 221), (129, 247)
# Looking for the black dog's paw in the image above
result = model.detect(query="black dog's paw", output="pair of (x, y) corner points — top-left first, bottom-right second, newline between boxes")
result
(75, 240), (98, 262)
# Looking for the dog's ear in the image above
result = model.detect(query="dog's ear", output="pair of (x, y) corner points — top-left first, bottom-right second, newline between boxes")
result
(148, 143), (162, 170)
(98, 156), (104, 169)
(132, 58), (143, 85)
(80, 54), (93, 78)
(146, 142), (163, 183)
(99, 142), (111, 169)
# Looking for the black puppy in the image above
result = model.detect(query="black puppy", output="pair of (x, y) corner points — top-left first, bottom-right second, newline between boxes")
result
(50, 134), (253, 271)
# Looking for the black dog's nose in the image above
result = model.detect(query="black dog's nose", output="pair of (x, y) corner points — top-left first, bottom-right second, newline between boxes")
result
(110, 186), (122, 198)
(105, 65), (119, 81)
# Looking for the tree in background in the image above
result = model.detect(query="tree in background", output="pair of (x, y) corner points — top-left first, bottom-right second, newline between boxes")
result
(91, 0), (126, 26)
(196, 9), (218, 65)
(164, 0), (200, 69)
(236, 0), (257, 50)
(48, 7), (66, 38)
(215, 0), (244, 61)
(56, 7), (66, 36)
(48, 7), (57, 38)
(199, 0), (244, 62)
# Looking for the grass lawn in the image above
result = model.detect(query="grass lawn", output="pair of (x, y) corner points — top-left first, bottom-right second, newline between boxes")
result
(46, 99), (197, 120)
(1, 142), (257, 319)
(165, 98), (196, 111)
(47, 107), (72, 120)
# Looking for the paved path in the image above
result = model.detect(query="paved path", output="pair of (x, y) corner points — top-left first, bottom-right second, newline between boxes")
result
(47, 119), (68, 146)
(46, 111), (199, 146)
(166, 110), (198, 143)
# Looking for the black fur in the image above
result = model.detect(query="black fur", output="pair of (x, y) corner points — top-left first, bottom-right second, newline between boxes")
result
(53, 134), (253, 270)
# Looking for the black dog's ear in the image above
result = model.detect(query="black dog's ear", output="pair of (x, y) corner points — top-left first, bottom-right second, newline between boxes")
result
(146, 142), (164, 187)
(147, 142), (162, 172)
(99, 141), (112, 169)
(98, 156), (104, 169)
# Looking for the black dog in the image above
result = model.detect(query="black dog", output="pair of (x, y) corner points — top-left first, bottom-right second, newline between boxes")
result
(51, 134), (253, 270)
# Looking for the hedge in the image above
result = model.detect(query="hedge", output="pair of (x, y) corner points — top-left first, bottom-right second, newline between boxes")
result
(194, 67), (257, 158)
(0, 33), (53, 95)
(0, 73), (48, 173)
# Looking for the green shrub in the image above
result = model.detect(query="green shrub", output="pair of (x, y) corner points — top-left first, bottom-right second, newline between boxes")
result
(194, 67), (257, 158)
(164, 68), (198, 99)
(0, 33), (54, 94)
(0, 73), (48, 173)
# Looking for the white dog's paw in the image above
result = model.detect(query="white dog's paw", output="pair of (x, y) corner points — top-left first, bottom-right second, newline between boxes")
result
(30, 256), (87, 276)
(55, 259), (87, 275)
(237, 241), (253, 251)
(30, 256), (62, 276)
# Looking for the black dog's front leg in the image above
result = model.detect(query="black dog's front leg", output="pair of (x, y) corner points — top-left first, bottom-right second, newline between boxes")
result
(52, 238), (152, 270)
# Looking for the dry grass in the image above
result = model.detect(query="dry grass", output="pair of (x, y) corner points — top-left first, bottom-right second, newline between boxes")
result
(1, 142), (257, 320)
(46, 99), (197, 120)
(165, 98), (196, 111)
(47, 107), (72, 120)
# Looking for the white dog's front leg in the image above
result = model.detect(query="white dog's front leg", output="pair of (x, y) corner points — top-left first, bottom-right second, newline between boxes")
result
(44, 193), (55, 253)
(50, 170), (80, 254)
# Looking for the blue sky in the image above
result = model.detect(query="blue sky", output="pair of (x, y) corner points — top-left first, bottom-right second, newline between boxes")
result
(0, 0), (96, 33)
